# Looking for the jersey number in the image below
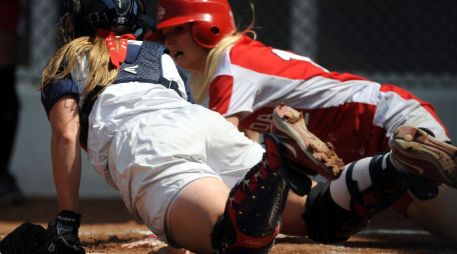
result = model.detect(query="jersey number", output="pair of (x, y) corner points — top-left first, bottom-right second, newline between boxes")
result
(249, 114), (273, 132)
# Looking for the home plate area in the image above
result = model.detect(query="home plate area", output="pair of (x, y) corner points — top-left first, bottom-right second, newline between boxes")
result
(0, 199), (455, 253)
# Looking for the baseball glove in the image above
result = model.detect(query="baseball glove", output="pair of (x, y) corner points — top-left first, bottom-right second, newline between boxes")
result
(0, 211), (85, 254)
(0, 222), (45, 254)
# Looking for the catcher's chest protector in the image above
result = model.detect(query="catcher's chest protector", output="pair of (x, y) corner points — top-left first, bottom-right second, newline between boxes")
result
(80, 41), (182, 147)
(113, 41), (182, 96)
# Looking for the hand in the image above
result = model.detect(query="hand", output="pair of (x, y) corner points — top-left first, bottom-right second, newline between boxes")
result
(41, 210), (85, 254)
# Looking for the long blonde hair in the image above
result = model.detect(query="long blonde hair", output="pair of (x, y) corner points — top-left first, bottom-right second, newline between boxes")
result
(40, 36), (119, 96)
(190, 3), (257, 104)
(189, 34), (239, 103)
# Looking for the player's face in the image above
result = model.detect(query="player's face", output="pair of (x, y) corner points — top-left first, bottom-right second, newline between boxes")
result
(162, 23), (209, 72)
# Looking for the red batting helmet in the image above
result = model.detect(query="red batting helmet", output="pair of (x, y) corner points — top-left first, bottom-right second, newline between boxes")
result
(156, 0), (236, 48)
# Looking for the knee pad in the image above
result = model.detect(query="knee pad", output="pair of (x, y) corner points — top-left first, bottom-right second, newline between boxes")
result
(303, 182), (367, 243)
(211, 135), (289, 253)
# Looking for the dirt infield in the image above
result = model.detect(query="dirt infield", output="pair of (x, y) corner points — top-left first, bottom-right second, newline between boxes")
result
(1, 198), (456, 253)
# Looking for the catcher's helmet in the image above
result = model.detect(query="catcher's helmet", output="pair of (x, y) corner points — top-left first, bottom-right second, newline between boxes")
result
(58, 0), (153, 44)
(156, 0), (236, 48)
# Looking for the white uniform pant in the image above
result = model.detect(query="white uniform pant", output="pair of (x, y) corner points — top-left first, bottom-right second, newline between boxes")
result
(106, 104), (265, 241)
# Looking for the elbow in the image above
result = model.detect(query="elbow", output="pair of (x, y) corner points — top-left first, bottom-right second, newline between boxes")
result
(52, 129), (80, 148)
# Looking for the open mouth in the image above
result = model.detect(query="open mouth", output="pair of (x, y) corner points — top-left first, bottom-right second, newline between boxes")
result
(174, 51), (184, 59)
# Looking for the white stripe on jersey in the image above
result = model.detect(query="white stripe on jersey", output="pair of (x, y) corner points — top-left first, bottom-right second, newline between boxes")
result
(375, 90), (448, 140)
(224, 65), (449, 141)
(226, 65), (380, 111)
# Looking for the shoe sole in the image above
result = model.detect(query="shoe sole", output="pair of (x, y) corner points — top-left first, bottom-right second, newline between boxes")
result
(272, 104), (344, 180)
(390, 126), (457, 188)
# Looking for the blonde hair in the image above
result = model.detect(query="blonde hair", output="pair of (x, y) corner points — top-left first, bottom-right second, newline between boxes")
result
(190, 34), (238, 103)
(40, 36), (119, 96)
(190, 3), (257, 104)
(190, 30), (257, 104)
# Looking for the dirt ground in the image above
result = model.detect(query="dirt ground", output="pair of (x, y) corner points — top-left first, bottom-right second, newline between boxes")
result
(1, 198), (456, 253)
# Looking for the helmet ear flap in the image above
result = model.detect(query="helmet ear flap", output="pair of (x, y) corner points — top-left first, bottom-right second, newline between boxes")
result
(156, 0), (236, 48)
(192, 22), (223, 48)
(192, 22), (220, 48)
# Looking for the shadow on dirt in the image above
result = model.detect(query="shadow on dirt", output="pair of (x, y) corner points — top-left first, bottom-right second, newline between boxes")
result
(0, 198), (135, 224)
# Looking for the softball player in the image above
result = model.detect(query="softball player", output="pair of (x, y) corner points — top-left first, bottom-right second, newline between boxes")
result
(2, 0), (453, 253)
(155, 0), (457, 245)
(7, 0), (346, 253)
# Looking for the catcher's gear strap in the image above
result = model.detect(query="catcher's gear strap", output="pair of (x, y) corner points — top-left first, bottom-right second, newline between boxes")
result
(79, 85), (103, 149)
(347, 154), (407, 219)
(79, 41), (186, 148)
(303, 182), (367, 243)
(55, 210), (81, 234)
(211, 134), (289, 254)
(113, 41), (182, 98)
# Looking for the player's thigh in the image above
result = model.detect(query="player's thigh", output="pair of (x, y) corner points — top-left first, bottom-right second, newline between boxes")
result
(108, 112), (220, 241)
(167, 177), (230, 253)
(406, 185), (457, 244)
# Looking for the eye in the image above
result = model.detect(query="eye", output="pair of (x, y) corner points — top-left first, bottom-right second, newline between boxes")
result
(162, 25), (185, 39)
(173, 25), (184, 33)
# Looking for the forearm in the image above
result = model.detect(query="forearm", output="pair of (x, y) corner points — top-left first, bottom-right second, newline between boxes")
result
(48, 95), (82, 212)
(244, 128), (261, 143)
(225, 114), (261, 143)
(377, 87), (450, 141)
(51, 133), (82, 211)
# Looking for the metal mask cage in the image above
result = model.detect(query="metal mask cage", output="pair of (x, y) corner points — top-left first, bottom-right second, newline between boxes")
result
(57, 11), (75, 45)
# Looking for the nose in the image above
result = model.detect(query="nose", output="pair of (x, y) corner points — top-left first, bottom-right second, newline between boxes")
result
(164, 37), (172, 46)
(163, 35), (175, 48)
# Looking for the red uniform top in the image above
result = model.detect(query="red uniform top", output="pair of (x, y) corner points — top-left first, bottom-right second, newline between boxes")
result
(208, 35), (449, 163)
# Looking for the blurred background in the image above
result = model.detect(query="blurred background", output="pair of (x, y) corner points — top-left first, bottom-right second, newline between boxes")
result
(9, 0), (457, 198)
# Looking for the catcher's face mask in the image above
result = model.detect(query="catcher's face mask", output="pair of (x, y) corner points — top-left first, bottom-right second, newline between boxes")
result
(57, 0), (153, 45)
(57, 11), (75, 45)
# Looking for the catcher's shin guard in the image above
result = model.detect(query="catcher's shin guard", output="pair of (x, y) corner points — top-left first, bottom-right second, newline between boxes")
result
(303, 182), (367, 243)
(343, 154), (409, 219)
(211, 134), (289, 254)
(304, 154), (410, 243)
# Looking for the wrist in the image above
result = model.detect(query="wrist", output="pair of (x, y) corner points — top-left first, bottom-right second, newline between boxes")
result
(57, 210), (81, 224)
(55, 210), (81, 235)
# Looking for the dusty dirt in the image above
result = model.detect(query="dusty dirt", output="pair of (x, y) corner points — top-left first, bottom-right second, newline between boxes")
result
(1, 198), (456, 253)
